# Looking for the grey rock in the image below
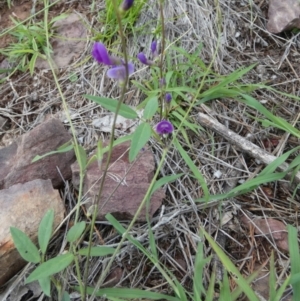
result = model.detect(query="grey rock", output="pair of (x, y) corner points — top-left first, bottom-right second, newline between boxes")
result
(267, 0), (300, 33)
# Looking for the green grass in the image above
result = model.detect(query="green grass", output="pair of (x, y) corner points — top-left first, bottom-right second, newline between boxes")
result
(5, 0), (300, 300)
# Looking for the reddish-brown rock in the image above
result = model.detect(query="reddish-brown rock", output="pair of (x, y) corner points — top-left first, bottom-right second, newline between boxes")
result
(0, 179), (65, 286)
(35, 13), (87, 69)
(241, 215), (288, 252)
(267, 0), (300, 33)
(0, 118), (75, 189)
(72, 142), (164, 221)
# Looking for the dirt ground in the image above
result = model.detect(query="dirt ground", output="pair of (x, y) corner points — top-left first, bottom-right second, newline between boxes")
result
(0, 0), (300, 300)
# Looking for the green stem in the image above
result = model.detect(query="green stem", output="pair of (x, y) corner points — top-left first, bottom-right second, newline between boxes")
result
(158, 0), (166, 120)
(89, 148), (169, 300)
(83, 0), (130, 299)
(73, 246), (85, 300)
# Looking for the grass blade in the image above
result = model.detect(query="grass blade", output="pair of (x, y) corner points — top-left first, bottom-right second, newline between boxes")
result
(203, 229), (259, 301)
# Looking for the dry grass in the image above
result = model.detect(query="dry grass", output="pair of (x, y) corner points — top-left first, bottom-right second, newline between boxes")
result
(1, 0), (300, 300)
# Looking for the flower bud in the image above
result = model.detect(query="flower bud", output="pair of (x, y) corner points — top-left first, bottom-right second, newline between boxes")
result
(119, 0), (134, 12)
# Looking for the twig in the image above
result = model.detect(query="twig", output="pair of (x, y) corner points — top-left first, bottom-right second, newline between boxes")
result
(197, 107), (300, 184)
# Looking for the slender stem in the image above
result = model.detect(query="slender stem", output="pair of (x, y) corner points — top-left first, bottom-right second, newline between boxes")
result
(83, 1), (130, 299)
(159, 0), (166, 120)
(45, 18), (86, 301)
(89, 148), (169, 300)
(73, 246), (84, 300)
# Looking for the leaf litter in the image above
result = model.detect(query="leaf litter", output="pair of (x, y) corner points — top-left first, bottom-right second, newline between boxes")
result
(0, 0), (300, 300)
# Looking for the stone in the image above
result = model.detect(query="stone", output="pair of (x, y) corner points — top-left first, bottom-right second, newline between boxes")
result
(0, 179), (65, 286)
(267, 0), (300, 33)
(72, 142), (164, 221)
(35, 13), (87, 69)
(0, 118), (75, 189)
(241, 215), (288, 252)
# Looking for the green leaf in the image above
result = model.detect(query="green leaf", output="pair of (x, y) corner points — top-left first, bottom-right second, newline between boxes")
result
(29, 52), (38, 76)
(269, 252), (276, 301)
(76, 286), (180, 301)
(290, 273), (300, 285)
(173, 278), (188, 301)
(193, 241), (210, 299)
(174, 138), (210, 201)
(205, 267), (216, 301)
(240, 94), (300, 138)
(38, 277), (51, 297)
(129, 122), (152, 162)
(62, 291), (71, 301)
(148, 227), (158, 261)
(288, 225), (300, 301)
(151, 174), (183, 195)
(171, 111), (199, 134)
(38, 209), (54, 254)
(10, 227), (40, 263)
(219, 273), (232, 301)
(50, 13), (69, 24)
(66, 221), (86, 243)
(75, 145), (87, 171)
(26, 253), (74, 284)
(203, 229), (259, 301)
(32, 143), (73, 162)
(226, 172), (286, 198)
(84, 95), (138, 119)
(78, 246), (116, 257)
(143, 96), (158, 119)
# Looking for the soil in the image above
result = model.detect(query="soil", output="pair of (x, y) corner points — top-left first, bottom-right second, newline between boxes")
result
(0, 0), (300, 300)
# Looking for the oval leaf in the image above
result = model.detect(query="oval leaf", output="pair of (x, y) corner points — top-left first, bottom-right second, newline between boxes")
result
(66, 221), (86, 243)
(143, 97), (158, 119)
(38, 209), (54, 254)
(129, 122), (152, 162)
(62, 291), (71, 301)
(84, 95), (138, 119)
(10, 227), (40, 263)
(78, 246), (116, 257)
(38, 277), (51, 297)
(26, 253), (74, 284)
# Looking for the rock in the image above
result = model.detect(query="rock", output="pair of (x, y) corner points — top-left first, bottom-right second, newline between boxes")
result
(267, 0), (300, 33)
(35, 13), (87, 69)
(102, 267), (123, 288)
(72, 142), (164, 221)
(0, 118), (75, 189)
(241, 215), (289, 252)
(0, 179), (65, 286)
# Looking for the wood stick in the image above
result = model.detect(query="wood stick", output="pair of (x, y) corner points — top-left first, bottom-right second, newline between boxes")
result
(197, 110), (300, 185)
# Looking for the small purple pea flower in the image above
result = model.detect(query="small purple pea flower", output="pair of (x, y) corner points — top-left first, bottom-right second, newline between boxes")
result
(151, 40), (158, 57)
(107, 63), (135, 84)
(165, 93), (172, 103)
(119, 0), (134, 11)
(92, 42), (120, 65)
(137, 52), (153, 66)
(156, 120), (174, 135)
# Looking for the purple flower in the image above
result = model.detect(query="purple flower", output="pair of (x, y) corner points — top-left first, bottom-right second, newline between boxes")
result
(119, 0), (134, 11)
(151, 40), (158, 57)
(156, 120), (174, 135)
(92, 42), (120, 65)
(107, 63), (134, 84)
(159, 78), (166, 87)
(92, 42), (134, 84)
(165, 93), (172, 103)
(137, 52), (153, 66)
